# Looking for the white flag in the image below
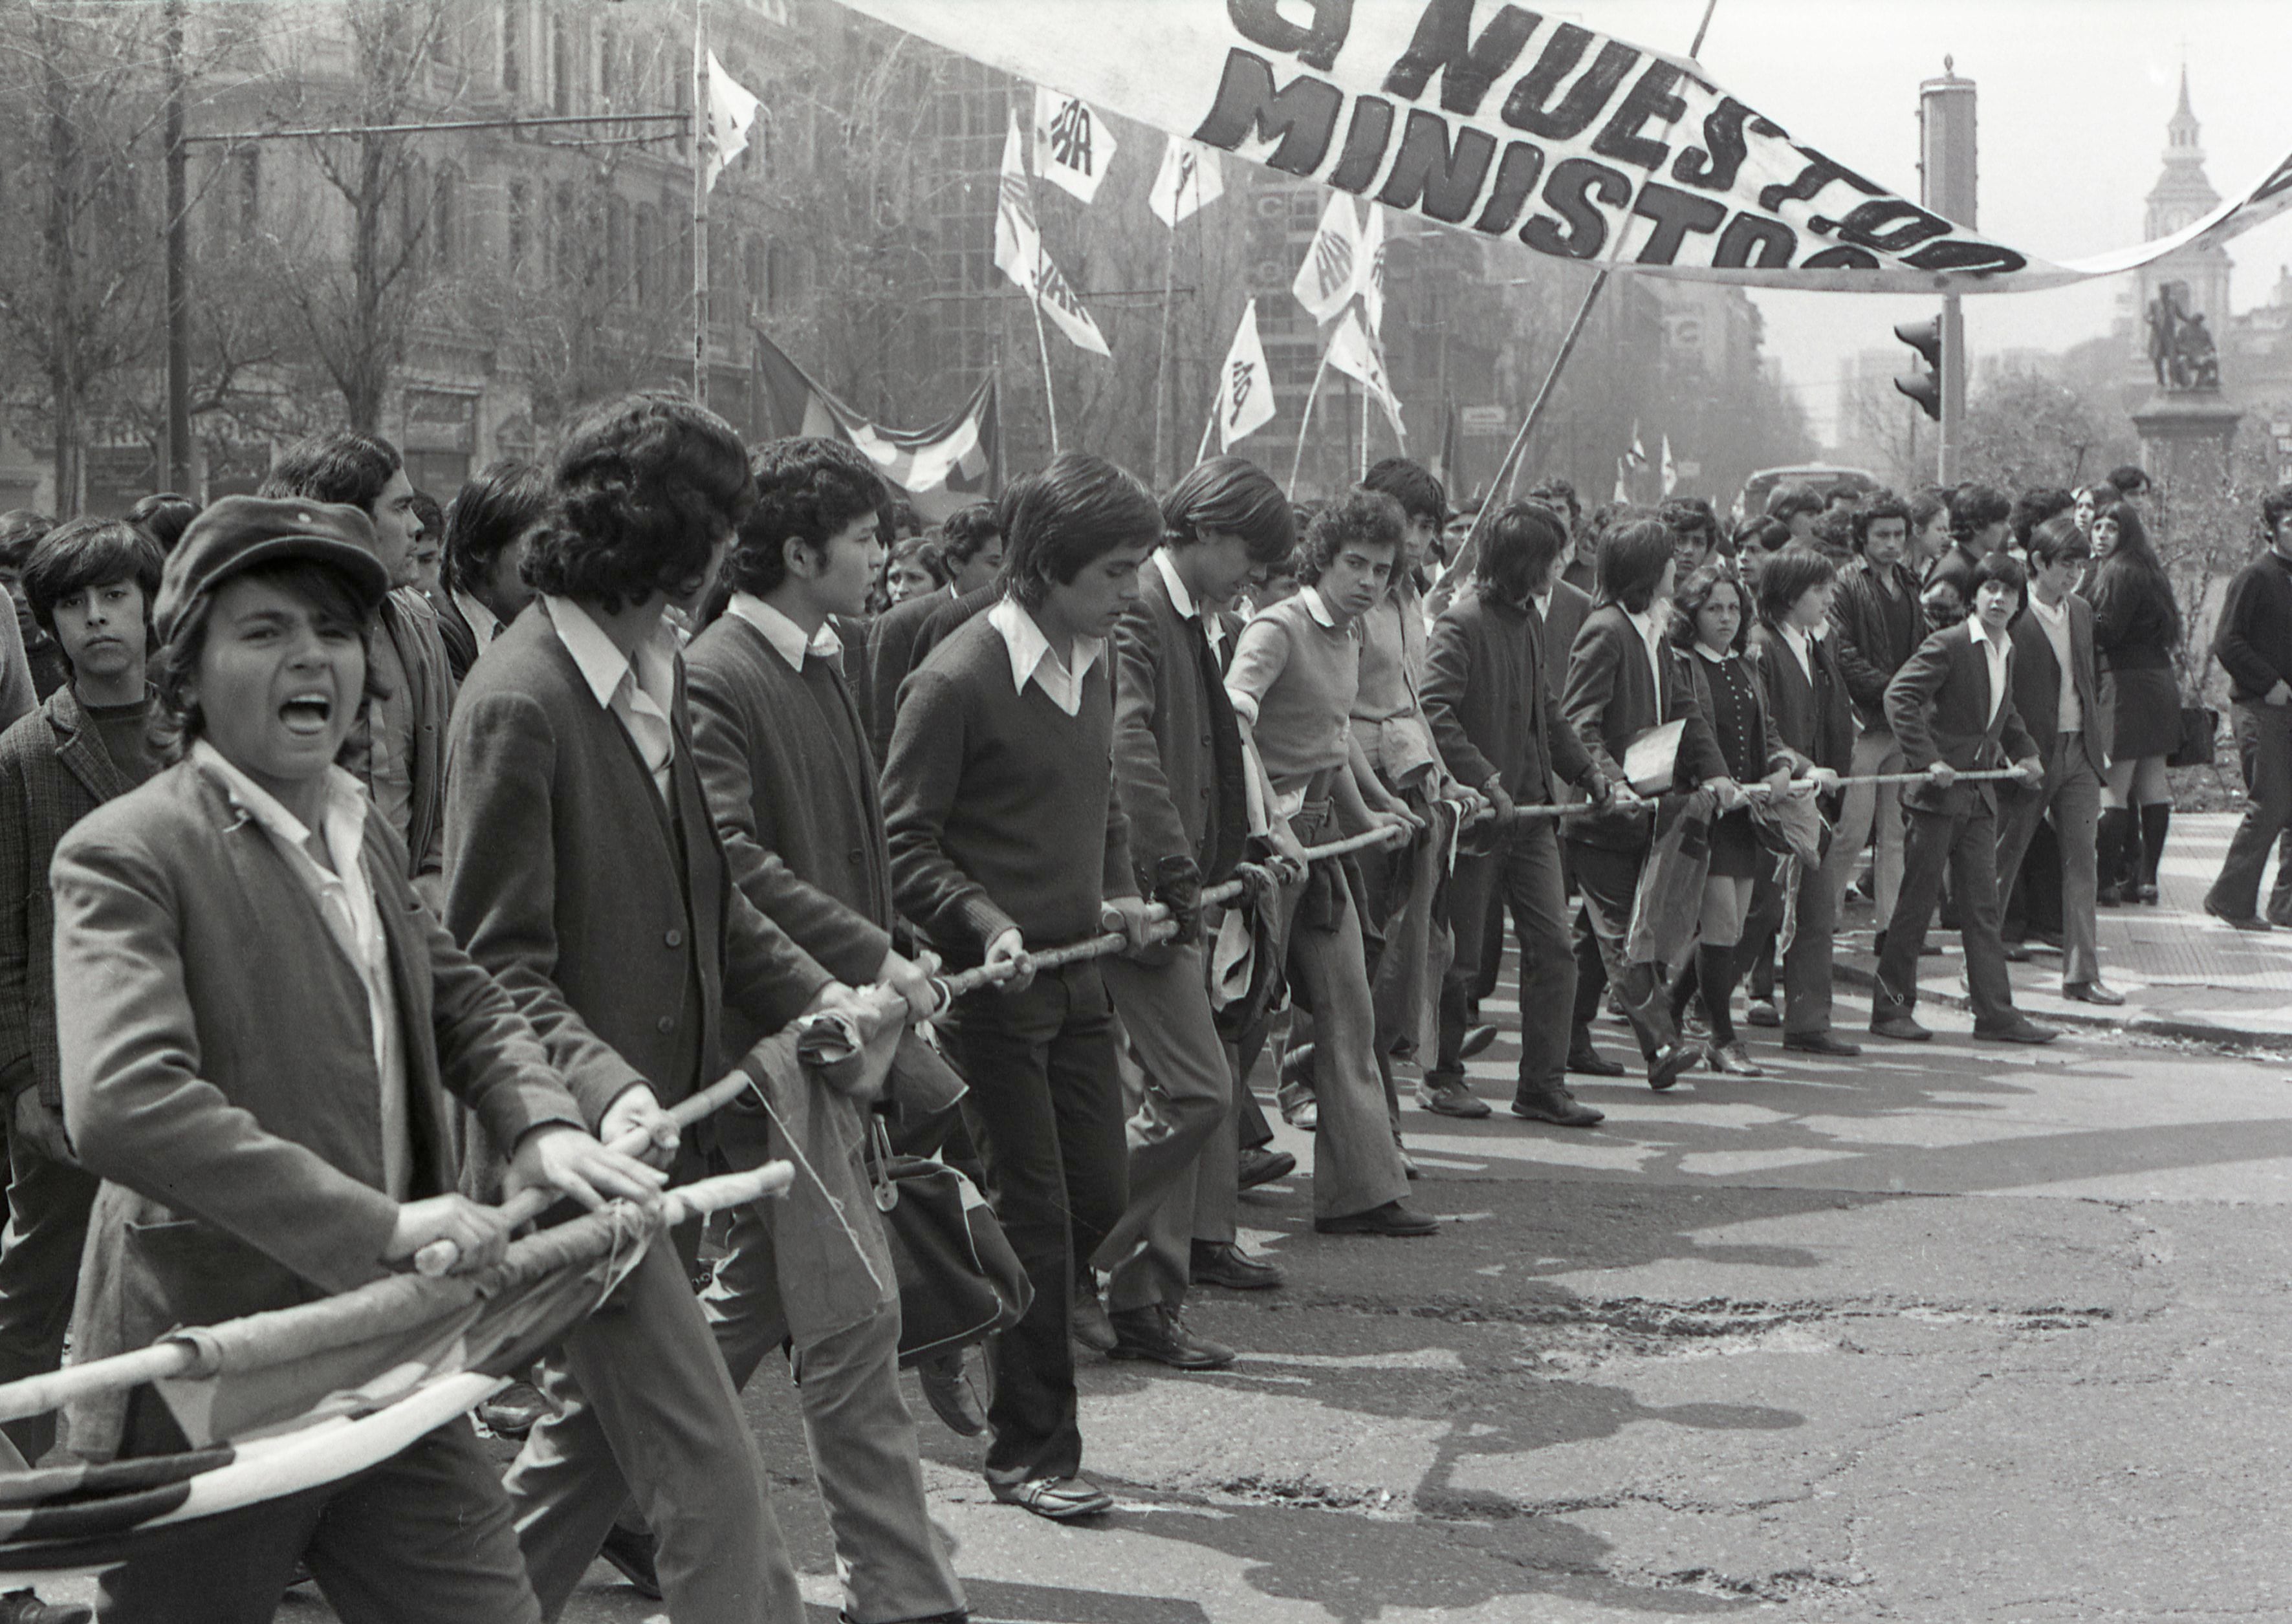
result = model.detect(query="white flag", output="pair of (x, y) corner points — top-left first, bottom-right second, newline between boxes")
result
(1327, 308), (1402, 442)
(1291, 193), (1361, 325)
(1148, 136), (1223, 229)
(1359, 204), (1388, 336)
(1216, 298), (1274, 451)
(1613, 460), (1633, 504)
(1032, 85), (1117, 204)
(994, 116), (1111, 358)
(701, 49), (762, 193)
(1661, 435), (1678, 497)
(1622, 422), (1648, 471)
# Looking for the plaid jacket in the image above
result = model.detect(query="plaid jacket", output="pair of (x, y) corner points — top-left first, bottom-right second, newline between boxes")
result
(0, 686), (152, 1110)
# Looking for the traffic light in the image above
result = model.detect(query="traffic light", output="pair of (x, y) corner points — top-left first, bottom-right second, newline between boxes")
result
(1894, 316), (1944, 422)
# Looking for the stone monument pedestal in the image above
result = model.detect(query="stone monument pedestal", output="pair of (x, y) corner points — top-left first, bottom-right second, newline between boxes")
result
(2132, 390), (2242, 488)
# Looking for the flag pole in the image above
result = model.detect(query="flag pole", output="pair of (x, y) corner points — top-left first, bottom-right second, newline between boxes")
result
(1029, 249), (1061, 458)
(1359, 375), (1371, 480)
(690, 0), (710, 405)
(1195, 393), (1216, 465)
(1151, 204), (1179, 486)
(1285, 347), (1333, 497)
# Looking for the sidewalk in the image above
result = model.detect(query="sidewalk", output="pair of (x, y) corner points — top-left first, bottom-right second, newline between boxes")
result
(1833, 810), (2292, 1046)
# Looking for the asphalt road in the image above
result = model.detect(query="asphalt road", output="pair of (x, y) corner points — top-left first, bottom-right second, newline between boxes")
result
(60, 984), (2286, 1623)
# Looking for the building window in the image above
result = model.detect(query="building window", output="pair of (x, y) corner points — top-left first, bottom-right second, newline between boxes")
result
(551, 17), (574, 115)
(431, 167), (459, 272)
(636, 204), (660, 307)
(507, 179), (531, 276)
(552, 182), (577, 287)
(235, 149), (260, 233)
(500, 2), (520, 93)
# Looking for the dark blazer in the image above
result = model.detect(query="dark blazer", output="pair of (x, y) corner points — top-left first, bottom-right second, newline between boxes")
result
(1109, 562), (1249, 890)
(1424, 587), (1595, 807)
(54, 763), (582, 1458)
(1749, 623), (1854, 775)
(685, 610), (893, 984)
(444, 601), (832, 1130)
(434, 588), (481, 684)
(1560, 602), (1728, 850)
(372, 587), (455, 889)
(1884, 620), (2040, 817)
(1683, 645), (1793, 784)
(2007, 594), (2110, 777)
(912, 582), (996, 668)
(0, 687), (154, 1111)
(1536, 578), (1593, 696)
(864, 589), (946, 765)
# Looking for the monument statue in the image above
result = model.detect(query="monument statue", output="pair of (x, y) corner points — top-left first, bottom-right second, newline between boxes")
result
(2146, 281), (2221, 392)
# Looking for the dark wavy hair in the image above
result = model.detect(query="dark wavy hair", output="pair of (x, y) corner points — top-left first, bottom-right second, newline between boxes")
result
(1595, 519), (1675, 615)
(2090, 500), (2180, 643)
(1478, 501), (1568, 603)
(443, 459), (551, 598)
(2263, 483), (2292, 539)
(260, 430), (403, 515)
(1524, 478), (1578, 529)
(1948, 481), (2011, 543)
(1968, 548), (2027, 604)
(0, 511), (54, 572)
(1850, 488), (1912, 553)
(938, 500), (1003, 567)
(2025, 512), (2090, 569)
(1362, 456), (1447, 530)
(1001, 453), (1161, 611)
(1163, 457), (1294, 564)
(21, 519), (164, 640)
(1765, 482), (1822, 524)
(727, 437), (888, 601)
(2011, 486), (2073, 547)
(127, 492), (200, 555)
(1755, 545), (1837, 625)
(152, 558), (384, 763)
(1669, 560), (1750, 653)
(1659, 497), (1719, 554)
(524, 391), (756, 614)
(1294, 488), (1405, 587)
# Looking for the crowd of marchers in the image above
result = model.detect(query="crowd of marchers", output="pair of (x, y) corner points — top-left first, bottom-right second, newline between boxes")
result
(0, 404), (2288, 1624)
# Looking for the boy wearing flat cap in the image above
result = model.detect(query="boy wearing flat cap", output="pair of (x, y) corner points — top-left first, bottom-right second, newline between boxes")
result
(49, 495), (663, 1623)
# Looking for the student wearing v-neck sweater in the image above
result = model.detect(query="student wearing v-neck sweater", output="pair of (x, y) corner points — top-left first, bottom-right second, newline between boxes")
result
(882, 453), (1163, 1525)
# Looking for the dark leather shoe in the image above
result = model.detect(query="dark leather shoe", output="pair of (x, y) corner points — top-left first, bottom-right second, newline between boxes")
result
(1459, 1023), (1500, 1058)
(1315, 1200), (1441, 1237)
(2062, 980), (2126, 1006)
(2002, 942), (2035, 962)
(1190, 1240), (1284, 1290)
(1511, 1085), (1604, 1127)
(1647, 1041), (1698, 1092)
(1566, 1046), (1626, 1077)
(916, 1348), (988, 1435)
(1870, 1013), (1932, 1042)
(1783, 1031), (1862, 1057)
(1743, 998), (1782, 1028)
(992, 1475), (1113, 1520)
(600, 1522), (663, 1601)
(1071, 1284), (1118, 1353)
(1108, 1305), (1236, 1370)
(2203, 900), (2273, 931)
(1416, 1077), (1491, 1118)
(1974, 1020), (2058, 1045)
(1237, 1146), (1296, 1190)
(477, 1378), (556, 1440)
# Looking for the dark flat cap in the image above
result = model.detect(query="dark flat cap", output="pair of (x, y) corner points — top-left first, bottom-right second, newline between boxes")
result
(156, 494), (391, 642)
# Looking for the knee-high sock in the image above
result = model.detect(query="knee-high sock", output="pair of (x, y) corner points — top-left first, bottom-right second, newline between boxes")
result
(1696, 942), (1740, 1045)
(2140, 802), (2171, 889)
(1668, 953), (1699, 1028)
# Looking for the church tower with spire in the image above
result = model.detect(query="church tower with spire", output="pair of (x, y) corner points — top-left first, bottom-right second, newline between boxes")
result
(2133, 67), (2232, 362)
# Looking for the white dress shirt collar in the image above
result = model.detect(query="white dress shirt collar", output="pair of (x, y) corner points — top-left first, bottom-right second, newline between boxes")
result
(727, 591), (842, 673)
(1302, 585), (1340, 629)
(1155, 548), (1228, 658)
(1780, 620), (1815, 681)
(547, 595), (680, 796)
(1967, 614), (2011, 724)
(987, 596), (1102, 717)
(452, 585), (507, 655)
(1623, 603), (1668, 719)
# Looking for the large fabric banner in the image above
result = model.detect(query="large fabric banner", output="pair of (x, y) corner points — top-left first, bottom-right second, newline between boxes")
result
(753, 330), (999, 521)
(830, 0), (2292, 294)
